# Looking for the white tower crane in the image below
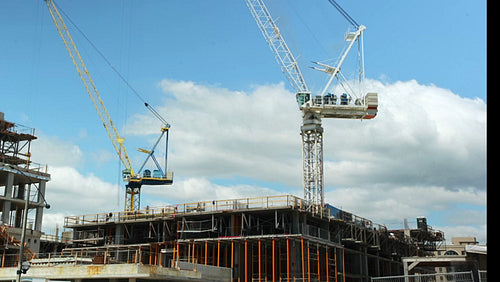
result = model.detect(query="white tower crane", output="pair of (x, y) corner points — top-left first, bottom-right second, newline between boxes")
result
(245, 0), (378, 211)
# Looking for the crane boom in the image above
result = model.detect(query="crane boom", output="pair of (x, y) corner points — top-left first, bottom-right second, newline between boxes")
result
(45, 0), (135, 178)
(46, 0), (174, 212)
(245, 0), (311, 107)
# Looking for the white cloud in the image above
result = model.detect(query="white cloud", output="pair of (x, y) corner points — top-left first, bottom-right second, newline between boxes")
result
(124, 78), (486, 194)
(32, 78), (486, 243)
(323, 79), (486, 191)
(325, 185), (486, 223)
(41, 166), (121, 233)
(141, 177), (283, 206)
(438, 225), (487, 245)
(125, 80), (303, 186)
(30, 134), (84, 168)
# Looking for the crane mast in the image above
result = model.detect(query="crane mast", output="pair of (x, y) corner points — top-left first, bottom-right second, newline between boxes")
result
(45, 0), (173, 212)
(246, 0), (378, 211)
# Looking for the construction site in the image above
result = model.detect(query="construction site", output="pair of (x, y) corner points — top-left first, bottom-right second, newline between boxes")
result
(0, 0), (486, 281)
(0, 114), (445, 280)
(0, 111), (448, 281)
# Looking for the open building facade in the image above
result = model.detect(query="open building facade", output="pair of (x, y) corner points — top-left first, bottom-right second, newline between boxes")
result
(43, 195), (444, 281)
(0, 112), (450, 281)
(0, 113), (50, 268)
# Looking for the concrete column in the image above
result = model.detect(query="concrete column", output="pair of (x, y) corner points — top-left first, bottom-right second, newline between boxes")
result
(15, 184), (25, 228)
(115, 224), (124, 244)
(34, 181), (46, 231)
(1, 172), (14, 224)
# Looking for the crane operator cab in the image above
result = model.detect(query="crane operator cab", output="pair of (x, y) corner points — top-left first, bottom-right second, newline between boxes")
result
(123, 169), (132, 181)
(296, 92), (311, 107)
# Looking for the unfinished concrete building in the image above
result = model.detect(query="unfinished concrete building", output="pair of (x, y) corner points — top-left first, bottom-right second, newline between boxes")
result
(0, 113), (446, 281)
(0, 112), (50, 266)
(33, 195), (444, 281)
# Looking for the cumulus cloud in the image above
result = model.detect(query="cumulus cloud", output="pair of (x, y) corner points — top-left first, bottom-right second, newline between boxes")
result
(125, 80), (303, 186)
(142, 177), (282, 206)
(30, 134), (84, 168)
(323, 79), (486, 191)
(41, 166), (121, 233)
(136, 78), (485, 241)
(125, 78), (486, 193)
(34, 78), (486, 243)
(325, 185), (486, 222)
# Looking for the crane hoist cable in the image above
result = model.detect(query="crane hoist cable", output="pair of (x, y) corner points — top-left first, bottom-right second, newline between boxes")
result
(327, 0), (359, 28)
(45, 0), (173, 212)
(51, 0), (169, 128)
(45, 0), (134, 177)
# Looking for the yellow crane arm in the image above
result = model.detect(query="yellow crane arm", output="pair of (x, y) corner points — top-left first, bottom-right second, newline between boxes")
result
(45, 0), (135, 178)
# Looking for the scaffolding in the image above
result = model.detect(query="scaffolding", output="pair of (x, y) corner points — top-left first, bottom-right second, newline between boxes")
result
(0, 113), (51, 271)
(0, 113), (36, 168)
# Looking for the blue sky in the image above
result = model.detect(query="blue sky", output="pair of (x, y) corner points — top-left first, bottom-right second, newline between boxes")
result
(1, 0), (486, 243)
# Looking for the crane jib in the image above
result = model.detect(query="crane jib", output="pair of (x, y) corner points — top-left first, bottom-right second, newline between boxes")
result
(45, 0), (173, 212)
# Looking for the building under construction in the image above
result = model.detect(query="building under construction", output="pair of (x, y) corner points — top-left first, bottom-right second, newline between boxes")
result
(29, 196), (442, 281)
(0, 2), (446, 280)
(0, 112), (447, 281)
(0, 112), (50, 268)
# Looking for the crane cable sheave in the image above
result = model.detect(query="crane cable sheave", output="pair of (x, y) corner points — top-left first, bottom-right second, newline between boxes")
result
(144, 102), (171, 131)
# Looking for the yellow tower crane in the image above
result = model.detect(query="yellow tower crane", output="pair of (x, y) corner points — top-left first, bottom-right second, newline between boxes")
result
(45, 0), (173, 212)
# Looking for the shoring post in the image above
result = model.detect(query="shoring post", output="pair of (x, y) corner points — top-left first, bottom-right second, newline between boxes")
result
(245, 240), (248, 282)
(307, 242), (311, 282)
(334, 248), (338, 282)
(272, 239), (275, 282)
(287, 238), (290, 282)
(317, 246), (320, 281)
(192, 241), (195, 264)
(205, 241), (208, 265)
(231, 241), (234, 269)
(218, 240), (221, 267)
(301, 238), (305, 282)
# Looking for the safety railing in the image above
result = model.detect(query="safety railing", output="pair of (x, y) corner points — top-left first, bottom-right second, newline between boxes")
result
(64, 195), (307, 227)
(64, 194), (386, 232)
(371, 271), (476, 282)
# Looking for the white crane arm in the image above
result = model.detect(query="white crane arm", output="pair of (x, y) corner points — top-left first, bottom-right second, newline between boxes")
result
(245, 0), (309, 95)
(319, 25), (365, 98)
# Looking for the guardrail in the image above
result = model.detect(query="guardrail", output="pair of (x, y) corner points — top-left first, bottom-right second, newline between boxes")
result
(64, 194), (386, 232)
(64, 195), (306, 227)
